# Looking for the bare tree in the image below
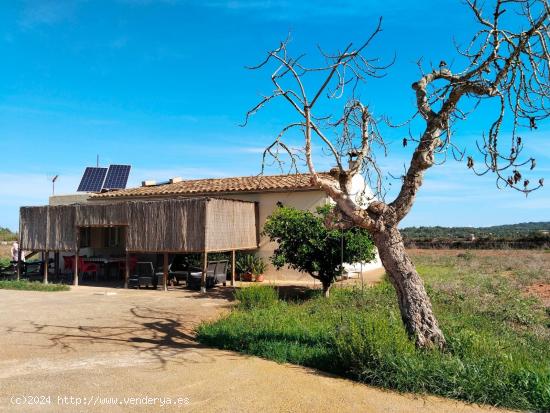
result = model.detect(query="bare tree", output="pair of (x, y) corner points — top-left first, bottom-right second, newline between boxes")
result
(243, 0), (549, 349)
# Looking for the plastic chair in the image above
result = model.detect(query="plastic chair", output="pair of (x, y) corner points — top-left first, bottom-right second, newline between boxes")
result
(63, 256), (74, 273)
(79, 257), (99, 282)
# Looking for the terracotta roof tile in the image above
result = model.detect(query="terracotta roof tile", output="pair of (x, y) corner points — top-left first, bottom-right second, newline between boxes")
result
(91, 172), (332, 199)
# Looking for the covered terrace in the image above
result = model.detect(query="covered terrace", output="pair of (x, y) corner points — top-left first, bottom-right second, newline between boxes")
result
(18, 197), (258, 292)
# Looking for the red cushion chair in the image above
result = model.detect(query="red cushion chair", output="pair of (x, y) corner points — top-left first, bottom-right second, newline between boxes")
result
(79, 257), (99, 281)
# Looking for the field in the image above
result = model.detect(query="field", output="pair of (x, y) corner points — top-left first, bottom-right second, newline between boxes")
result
(198, 249), (550, 411)
(0, 243), (11, 259)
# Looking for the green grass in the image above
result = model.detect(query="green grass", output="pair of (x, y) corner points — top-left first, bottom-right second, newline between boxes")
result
(234, 283), (279, 309)
(0, 280), (70, 292)
(198, 252), (550, 411)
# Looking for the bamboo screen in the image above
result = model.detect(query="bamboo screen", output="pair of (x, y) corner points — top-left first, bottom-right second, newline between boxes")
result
(20, 206), (49, 251)
(125, 198), (207, 252)
(205, 198), (258, 252)
(20, 198), (257, 253)
(47, 205), (77, 251)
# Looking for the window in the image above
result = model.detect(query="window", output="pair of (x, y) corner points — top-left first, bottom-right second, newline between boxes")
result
(79, 227), (91, 248)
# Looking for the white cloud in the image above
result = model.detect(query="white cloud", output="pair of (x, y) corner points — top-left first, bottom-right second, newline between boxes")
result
(237, 146), (268, 154)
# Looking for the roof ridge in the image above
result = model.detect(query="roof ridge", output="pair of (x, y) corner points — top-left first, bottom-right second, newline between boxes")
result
(91, 171), (332, 199)
(170, 171), (329, 183)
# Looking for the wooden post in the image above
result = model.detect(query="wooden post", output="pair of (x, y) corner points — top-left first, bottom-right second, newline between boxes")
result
(73, 250), (79, 286)
(73, 229), (79, 286)
(54, 252), (60, 281)
(200, 251), (208, 293)
(163, 253), (168, 292)
(231, 250), (236, 287)
(124, 252), (130, 288)
(16, 246), (22, 281)
(43, 251), (49, 284)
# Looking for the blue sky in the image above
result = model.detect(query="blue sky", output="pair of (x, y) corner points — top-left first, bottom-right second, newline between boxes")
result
(0, 0), (548, 231)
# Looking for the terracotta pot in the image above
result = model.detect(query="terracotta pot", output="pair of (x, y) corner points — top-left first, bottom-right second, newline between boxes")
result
(255, 274), (264, 282)
(241, 272), (254, 282)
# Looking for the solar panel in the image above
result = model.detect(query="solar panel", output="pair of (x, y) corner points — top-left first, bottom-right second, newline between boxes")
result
(77, 167), (108, 192)
(103, 164), (131, 190)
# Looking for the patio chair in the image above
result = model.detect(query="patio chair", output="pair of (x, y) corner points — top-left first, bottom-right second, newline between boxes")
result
(171, 268), (188, 285)
(168, 256), (198, 286)
(187, 261), (217, 290)
(154, 263), (176, 288)
(0, 261), (16, 280)
(128, 262), (155, 289)
(79, 257), (99, 282)
(23, 261), (42, 281)
(213, 260), (229, 286)
(60, 256), (76, 284)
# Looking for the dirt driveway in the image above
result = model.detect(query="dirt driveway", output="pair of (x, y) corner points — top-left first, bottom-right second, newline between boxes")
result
(0, 287), (514, 413)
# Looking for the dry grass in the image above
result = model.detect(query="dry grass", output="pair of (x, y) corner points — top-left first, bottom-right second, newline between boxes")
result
(0, 244), (11, 260)
(408, 248), (550, 292)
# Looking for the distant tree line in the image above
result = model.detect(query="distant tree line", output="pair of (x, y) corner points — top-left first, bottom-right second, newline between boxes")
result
(0, 227), (17, 242)
(400, 222), (550, 249)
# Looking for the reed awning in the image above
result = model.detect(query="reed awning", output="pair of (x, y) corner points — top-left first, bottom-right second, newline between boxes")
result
(19, 197), (258, 253)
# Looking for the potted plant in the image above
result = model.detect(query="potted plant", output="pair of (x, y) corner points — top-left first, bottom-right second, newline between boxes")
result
(236, 254), (255, 282)
(252, 257), (267, 282)
(236, 254), (267, 282)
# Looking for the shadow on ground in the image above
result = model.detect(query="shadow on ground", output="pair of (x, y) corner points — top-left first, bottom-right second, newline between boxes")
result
(4, 301), (242, 369)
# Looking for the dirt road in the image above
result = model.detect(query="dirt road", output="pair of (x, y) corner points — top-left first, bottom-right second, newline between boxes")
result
(0, 287), (515, 412)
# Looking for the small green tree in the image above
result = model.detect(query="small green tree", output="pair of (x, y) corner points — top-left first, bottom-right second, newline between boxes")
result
(263, 205), (375, 297)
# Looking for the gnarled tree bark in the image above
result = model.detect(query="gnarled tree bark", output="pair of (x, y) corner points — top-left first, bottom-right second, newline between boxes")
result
(372, 226), (445, 349)
(321, 279), (332, 298)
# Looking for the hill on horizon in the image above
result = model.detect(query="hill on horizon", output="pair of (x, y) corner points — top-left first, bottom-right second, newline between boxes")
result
(400, 221), (550, 241)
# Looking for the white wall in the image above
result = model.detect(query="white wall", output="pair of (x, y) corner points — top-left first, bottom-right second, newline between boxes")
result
(220, 190), (331, 280)
(51, 186), (383, 280)
(214, 188), (383, 280)
(49, 194), (90, 205)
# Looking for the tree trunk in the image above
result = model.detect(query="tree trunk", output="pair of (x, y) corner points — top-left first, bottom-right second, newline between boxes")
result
(372, 226), (446, 349)
(321, 279), (331, 298)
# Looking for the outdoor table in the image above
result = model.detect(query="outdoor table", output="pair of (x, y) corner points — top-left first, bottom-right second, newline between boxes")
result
(83, 257), (126, 280)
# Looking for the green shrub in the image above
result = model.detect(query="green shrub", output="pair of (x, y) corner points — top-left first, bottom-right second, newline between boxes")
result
(234, 285), (278, 309)
(263, 205), (375, 293)
(0, 280), (70, 292)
